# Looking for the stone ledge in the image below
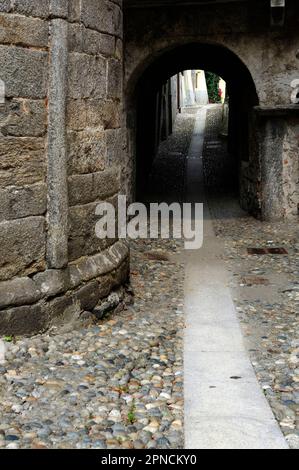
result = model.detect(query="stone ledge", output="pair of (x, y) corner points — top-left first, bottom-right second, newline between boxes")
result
(0, 277), (41, 309)
(0, 240), (129, 310)
(68, 240), (129, 287)
(0, 255), (130, 337)
(0, 304), (47, 337)
(254, 105), (299, 118)
(33, 269), (70, 298)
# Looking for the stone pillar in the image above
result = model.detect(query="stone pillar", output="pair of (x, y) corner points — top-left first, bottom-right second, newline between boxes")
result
(194, 70), (209, 106)
(255, 106), (299, 221)
(260, 118), (285, 220)
(47, 18), (69, 269)
(183, 70), (196, 107)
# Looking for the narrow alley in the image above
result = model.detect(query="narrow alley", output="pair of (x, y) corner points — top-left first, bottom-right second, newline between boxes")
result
(0, 105), (298, 449)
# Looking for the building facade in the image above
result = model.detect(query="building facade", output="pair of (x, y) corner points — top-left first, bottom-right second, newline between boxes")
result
(0, 0), (298, 334)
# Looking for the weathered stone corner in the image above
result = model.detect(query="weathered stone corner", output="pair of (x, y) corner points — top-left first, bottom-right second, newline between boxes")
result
(0, 242), (129, 336)
(0, 0), (127, 335)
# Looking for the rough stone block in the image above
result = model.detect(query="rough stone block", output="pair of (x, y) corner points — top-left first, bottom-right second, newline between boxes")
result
(68, 24), (115, 58)
(67, 129), (107, 175)
(115, 38), (122, 61)
(81, 0), (122, 37)
(0, 1), (11, 13)
(107, 59), (122, 99)
(0, 13), (48, 47)
(106, 128), (124, 166)
(69, 202), (116, 260)
(33, 269), (70, 298)
(111, 258), (130, 286)
(67, 23), (84, 52)
(0, 217), (46, 281)
(97, 274), (115, 299)
(68, 172), (93, 205)
(68, 52), (106, 99)
(68, 0), (81, 22)
(93, 291), (120, 319)
(68, 240), (129, 287)
(68, 168), (120, 206)
(0, 137), (46, 187)
(86, 99), (121, 129)
(93, 240), (129, 276)
(0, 304), (47, 336)
(0, 277), (41, 309)
(66, 98), (87, 130)
(68, 264), (82, 289)
(49, 0), (68, 18)
(0, 183), (47, 221)
(46, 295), (81, 324)
(67, 98), (120, 131)
(12, 0), (50, 19)
(0, 45), (48, 99)
(83, 29), (115, 57)
(0, 98), (47, 137)
(75, 281), (103, 311)
(69, 257), (97, 284)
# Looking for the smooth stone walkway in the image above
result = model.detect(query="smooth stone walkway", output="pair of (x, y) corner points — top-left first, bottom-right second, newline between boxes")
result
(184, 107), (288, 449)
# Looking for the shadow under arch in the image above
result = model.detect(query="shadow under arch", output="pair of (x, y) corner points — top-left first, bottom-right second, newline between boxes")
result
(127, 42), (259, 204)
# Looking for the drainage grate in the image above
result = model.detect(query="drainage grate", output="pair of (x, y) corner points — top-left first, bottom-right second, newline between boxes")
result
(247, 247), (288, 255)
(144, 251), (170, 262)
(242, 276), (270, 286)
(247, 248), (267, 255)
(268, 247), (288, 255)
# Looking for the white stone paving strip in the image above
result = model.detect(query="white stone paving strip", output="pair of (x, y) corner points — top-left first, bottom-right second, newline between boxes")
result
(0, 339), (6, 365)
(184, 106), (288, 449)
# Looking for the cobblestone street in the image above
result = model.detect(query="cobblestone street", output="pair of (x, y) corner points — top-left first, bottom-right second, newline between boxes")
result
(0, 106), (298, 449)
(205, 107), (299, 449)
(0, 235), (184, 449)
(210, 209), (299, 448)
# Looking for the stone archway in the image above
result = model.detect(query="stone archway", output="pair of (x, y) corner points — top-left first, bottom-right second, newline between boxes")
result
(124, 0), (299, 220)
(125, 42), (260, 216)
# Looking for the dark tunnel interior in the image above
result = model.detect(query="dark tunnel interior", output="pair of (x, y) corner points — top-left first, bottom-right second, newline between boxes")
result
(134, 43), (259, 201)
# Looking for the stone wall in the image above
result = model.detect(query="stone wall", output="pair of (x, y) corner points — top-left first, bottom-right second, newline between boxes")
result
(0, 0), (129, 336)
(124, 0), (299, 221)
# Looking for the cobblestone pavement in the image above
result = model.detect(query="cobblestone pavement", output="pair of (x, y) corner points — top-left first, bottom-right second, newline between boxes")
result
(0, 237), (184, 449)
(0, 105), (297, 449)
(203, 104), (237, 195)
(0, 112), (193, 450)
(211, 207), (299, 449)
(204, 106), (299, 449)
(144, 112), (195, 203)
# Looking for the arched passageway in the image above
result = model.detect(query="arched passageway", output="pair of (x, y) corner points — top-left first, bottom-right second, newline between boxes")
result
(124, 40), (292, 450)
(129, 43), (259, 213)
(125, 40), (293, 450)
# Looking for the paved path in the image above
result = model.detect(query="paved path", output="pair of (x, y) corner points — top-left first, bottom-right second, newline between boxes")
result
(184, 106), (288, 449)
